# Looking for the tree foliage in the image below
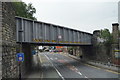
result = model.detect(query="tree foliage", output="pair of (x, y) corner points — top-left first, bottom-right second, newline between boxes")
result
(12, 2), (37, 20)
(100, 29), (113, 46)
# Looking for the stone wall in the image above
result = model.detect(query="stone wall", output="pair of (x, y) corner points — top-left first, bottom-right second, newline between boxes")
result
(1, 2), (40, 79)
(81, 46), (94, 60)
(0, 1), (2, 80)
(93, 44), (112, 62)
(92, 30), (112, 63)
(2, 2), (19, 78)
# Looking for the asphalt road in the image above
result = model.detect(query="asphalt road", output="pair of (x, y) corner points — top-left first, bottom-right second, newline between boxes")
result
(26, 52), (120, 80)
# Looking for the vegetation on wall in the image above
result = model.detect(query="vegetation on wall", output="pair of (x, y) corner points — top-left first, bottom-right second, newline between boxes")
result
(12, 2), (37, 20)
(100, 29), (113, 46)
(100, 29), (113, 56)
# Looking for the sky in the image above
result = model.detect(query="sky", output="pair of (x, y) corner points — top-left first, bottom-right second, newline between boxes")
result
(22, 0), (119, 33)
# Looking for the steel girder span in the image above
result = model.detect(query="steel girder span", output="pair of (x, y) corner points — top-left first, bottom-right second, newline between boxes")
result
(16, 17), (93, 46)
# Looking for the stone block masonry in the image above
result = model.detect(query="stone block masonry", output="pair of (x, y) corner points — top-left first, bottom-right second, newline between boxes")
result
(2, 2), (19, 78)
(0, 2), (2, 80)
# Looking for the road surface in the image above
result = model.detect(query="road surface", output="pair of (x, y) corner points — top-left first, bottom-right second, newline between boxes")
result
(26, 52), (120, 80)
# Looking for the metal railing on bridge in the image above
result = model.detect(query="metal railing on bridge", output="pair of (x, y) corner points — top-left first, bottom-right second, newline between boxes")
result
(16, 17), (92, 46)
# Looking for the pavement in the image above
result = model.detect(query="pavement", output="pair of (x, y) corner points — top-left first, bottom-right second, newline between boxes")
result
(25, 52), (120, 80)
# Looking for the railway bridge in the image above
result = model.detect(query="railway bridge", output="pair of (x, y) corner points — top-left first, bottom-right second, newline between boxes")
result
(16, 17), (92, 46)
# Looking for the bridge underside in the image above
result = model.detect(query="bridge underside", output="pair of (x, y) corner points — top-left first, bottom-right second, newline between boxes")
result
(17, 42), (92, 46)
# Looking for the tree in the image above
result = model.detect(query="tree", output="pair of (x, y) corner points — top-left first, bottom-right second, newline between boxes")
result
(12, 2), (37, 20)
(100, 29), (113, 46)
(100, 29), (113, 56)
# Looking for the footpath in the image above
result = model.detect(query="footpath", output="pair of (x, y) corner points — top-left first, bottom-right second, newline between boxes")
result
(61, 52), (120, 73)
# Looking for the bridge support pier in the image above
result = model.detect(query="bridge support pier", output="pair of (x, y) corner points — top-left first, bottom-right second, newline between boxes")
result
(22, 44), (32, 77)
(68, 46), (94, 61)
(81, 46), (94, 61)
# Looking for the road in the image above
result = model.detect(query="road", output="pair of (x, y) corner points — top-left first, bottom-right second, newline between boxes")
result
(26, 52), (120, 80)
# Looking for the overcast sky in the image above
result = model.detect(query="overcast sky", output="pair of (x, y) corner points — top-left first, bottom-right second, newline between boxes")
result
(22, 0), (119, 33)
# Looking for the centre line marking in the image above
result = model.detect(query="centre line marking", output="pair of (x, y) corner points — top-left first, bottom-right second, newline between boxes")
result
(77, 72), (82, 75)
(50, 58), (53, 60)
(75, 68), (78, 70)
(55, 58), (58, 59)
(85, 76), (88, 78)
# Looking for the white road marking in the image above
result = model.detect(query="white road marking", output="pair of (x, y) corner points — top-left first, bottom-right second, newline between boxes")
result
(44, 54), (65, 80)
(39, 54), (43, 63)
(85, 76), (88, 78)
(59, 53), (92, 79)
(50, 58), (53, 60)
(55, 58), (58, 59)
(77, 72), (82, 75)
(41, 72), (43, 80)
(73, 66), (75, 68)
(75, 68), (78, 71)
(38, 53), (43, 80)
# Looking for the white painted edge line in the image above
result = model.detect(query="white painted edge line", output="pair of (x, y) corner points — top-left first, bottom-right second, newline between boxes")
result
(77, 72), (82, 75)
(38, 53), (43, 65)
(44, 54), (65, 80)
(38, 53), (44, 80)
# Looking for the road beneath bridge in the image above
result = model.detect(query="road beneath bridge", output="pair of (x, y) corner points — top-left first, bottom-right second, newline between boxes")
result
(24, 52), (119, 80)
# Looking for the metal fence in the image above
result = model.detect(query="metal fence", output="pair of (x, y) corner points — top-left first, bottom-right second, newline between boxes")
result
(16, 17), (92, 45)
